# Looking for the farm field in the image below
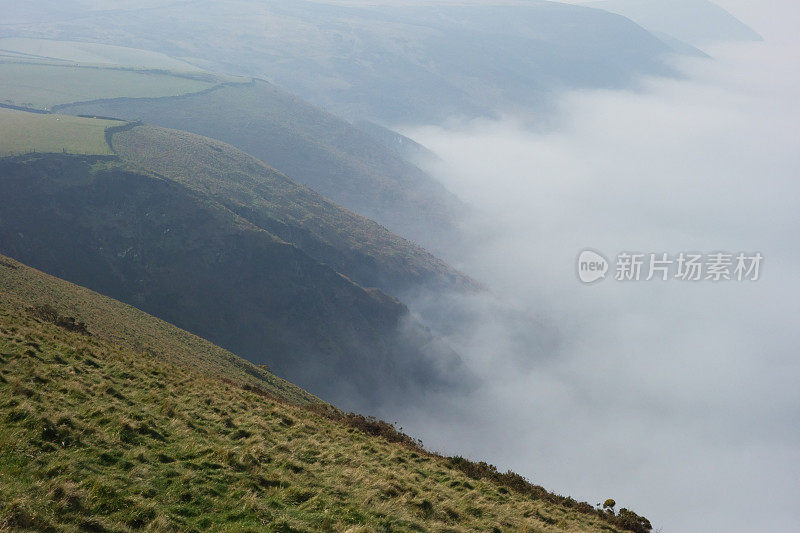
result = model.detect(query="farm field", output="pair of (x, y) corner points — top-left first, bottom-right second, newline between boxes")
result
(0, 108), (117, 156)
(0, 61), (216, 110)
(0, 37), (204, 70)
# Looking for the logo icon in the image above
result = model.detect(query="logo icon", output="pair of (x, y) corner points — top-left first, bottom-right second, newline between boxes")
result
(577, 249), (609, 284)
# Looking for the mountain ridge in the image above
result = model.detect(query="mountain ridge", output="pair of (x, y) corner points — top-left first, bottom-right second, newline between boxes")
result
(58, 77), (468, 256)
(0, 148), (466, 406)
(107, 121), (475, 295)
(2, 1), (677, 122)
(588, 0), (762, 47)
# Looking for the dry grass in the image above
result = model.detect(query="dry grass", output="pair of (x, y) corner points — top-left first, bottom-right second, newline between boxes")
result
(0, 256), (639, 532)
(0, 309), (624, 532)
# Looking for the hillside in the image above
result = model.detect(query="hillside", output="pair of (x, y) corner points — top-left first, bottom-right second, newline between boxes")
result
(0, 108), (471, 407)
(0, 99), (471, 293)
(0, 146), (464, 407)
(107, 122), (470, 294)
(1, 0), (677, 123)
(0, 58), (465, 257)
(57, 78), (466, 255)
(0, 254), (315, 405)
(0, 254), (651, 532)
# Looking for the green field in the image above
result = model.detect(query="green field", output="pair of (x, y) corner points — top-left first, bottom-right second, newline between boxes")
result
(0, 38), (204, 71)
(0, 109), (117, 156)
(0, 254), (648, 532)
(0, 62), (215, 110)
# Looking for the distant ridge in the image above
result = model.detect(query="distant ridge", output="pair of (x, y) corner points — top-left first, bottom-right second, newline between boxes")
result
(588, 0), (762, 47)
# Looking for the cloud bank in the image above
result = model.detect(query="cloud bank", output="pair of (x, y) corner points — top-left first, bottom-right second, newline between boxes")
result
(390, 37), (800, 533)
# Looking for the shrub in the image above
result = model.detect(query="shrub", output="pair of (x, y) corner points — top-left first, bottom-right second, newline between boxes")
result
(612, 508), (653, 533)
(28, 304), (90, 335)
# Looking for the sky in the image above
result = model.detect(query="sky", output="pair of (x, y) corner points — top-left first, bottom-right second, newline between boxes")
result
(390, 3), (800, 531)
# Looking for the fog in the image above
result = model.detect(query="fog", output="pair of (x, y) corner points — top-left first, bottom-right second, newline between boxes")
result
(386, 18), (800, 533)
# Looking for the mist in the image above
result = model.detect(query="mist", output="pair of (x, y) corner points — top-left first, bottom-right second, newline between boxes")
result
(385, 27), (800, 533)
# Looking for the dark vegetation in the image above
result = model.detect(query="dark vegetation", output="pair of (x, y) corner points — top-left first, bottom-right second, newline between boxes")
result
(76, 115), (126, 121)
(0, 153), (465, 406)
(444, 459), (652, 533)
(103, 120), (141, 149)
(107, 122), (473, 295)
(27, 304), (90, 335)
(0, 253), (318, 404)
(0, 102), (50, 114)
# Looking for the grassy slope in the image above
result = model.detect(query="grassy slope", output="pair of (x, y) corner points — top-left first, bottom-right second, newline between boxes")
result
(0, 109), (115, 156)
(0, 256), (632, 532)
(0, 254), (315, 405)
(58, 79), (466, 256)
(0, 62), (215, 110)
(110, 123), (471, 293)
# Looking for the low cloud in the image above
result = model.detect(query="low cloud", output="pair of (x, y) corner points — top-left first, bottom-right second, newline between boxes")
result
(389, 40), (800, 533)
